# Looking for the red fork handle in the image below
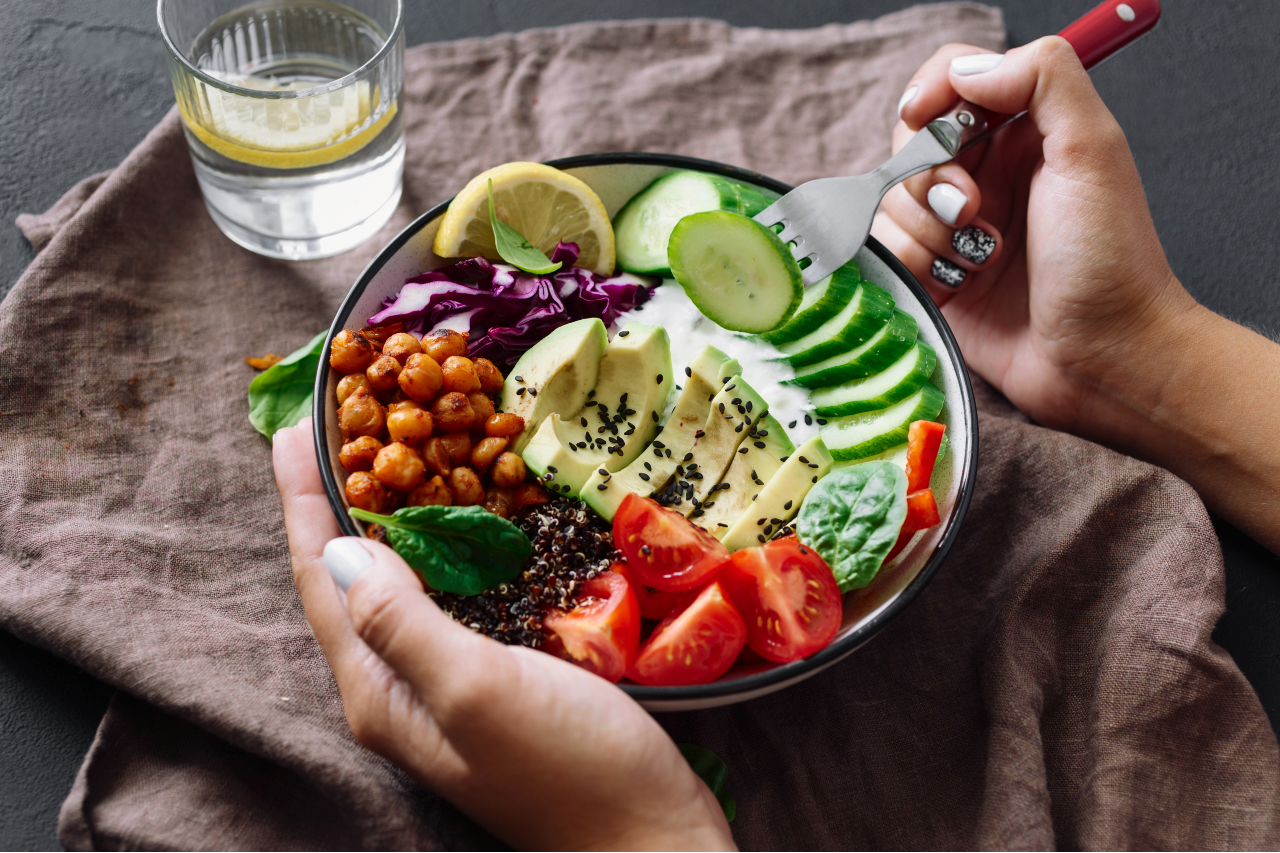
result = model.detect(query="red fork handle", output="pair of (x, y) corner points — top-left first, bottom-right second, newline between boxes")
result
(1059, 0), (1163, 70)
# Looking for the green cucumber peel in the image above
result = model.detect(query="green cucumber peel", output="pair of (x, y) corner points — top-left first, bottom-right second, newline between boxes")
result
(796, 460), (907, 592)
(488, 179), (562, 274)
(679, 743), (736, 822)
(348, 505), (532, 596)
(247, 329), (326, 442)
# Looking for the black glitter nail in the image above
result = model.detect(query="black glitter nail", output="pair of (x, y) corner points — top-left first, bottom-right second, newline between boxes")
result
(952, 225), (996, 264)
(932, 258), (967, 288)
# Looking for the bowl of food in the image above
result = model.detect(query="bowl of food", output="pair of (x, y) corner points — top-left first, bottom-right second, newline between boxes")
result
(314, 153), (977, 711)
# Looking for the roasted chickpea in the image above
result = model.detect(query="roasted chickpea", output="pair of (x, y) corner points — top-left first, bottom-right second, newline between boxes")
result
(336, 373), (370, 406)
(448, 466), (485, 506)
(365, 354), (403, 392)
(398, 353), (444, 402)
(387, 406), (433, 445)
(373, 442), (427, 492)
(439, 431), (473, 467)
(431, 391), (475, 432)
(481, 490), (512, 519)
(339, 435), (383, 472)
(345, 470), (393, 513)
(470, 436), (508, 471)
(490, 451), (527, 487)
(512, 482), (550, 511)
(440, 356), (481, 394)
(338, 390), (386, 438)
(467, 392), (496, 427)
(484, 412), (525, 437)
(330, 329), (376, 374)
(382, 332), (423, 364)
(474, 358), (503, 394)
(407, 475), (452, 507)
(422, 329), (468, 363)
(422, 437), (452, 477)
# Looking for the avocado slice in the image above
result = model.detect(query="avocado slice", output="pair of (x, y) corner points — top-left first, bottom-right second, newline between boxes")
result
(522, 322), (673, 494)
(657, 375), (767, 519)
(701, 413), (795, 537)
(580, 346), (740, 520)
(720, 435), (834, 551)
(499, 318), (608, 455)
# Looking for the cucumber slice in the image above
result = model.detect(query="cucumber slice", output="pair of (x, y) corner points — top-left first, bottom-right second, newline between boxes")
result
(614, 171), (779, 276)
(778, 281), (894, 368)
(788, 309), (919, 390)
(668, 210), (803, 334)
(810, 342), (937, 417)
(819, 383), (945, 462)
(758, 262), (861, 346)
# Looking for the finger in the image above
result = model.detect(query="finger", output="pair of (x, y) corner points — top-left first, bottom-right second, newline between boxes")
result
(948, 36), (1131, 182)
(871, 211), (965, 307)
(880, 183), (1004, 274)
(274, 419), (360, 666)
(341, 537), (504, 715)
(896, 42), (1001, 130)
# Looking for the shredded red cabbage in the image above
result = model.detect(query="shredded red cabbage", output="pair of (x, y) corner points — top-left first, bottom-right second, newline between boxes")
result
(369, 242), (656, 368)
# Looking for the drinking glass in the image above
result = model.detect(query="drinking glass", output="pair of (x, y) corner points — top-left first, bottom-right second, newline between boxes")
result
(159, 0), (405, 260)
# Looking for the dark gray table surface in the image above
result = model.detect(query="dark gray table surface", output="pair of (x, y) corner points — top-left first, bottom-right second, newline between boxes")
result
(3, 0), (1278, 848)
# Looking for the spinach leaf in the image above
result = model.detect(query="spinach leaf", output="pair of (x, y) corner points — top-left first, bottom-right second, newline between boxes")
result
(679, 743), (736, 822)
(797, 461), (907, 592)
(248, 330), (326, 442)
(348, 505), (532, 595)
(488, 179), (562, 275)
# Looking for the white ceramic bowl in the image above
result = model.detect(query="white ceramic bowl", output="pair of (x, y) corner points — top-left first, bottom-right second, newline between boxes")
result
(314, 153), (978, 711)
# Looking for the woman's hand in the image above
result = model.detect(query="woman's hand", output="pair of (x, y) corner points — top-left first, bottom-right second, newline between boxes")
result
(274, 418), (735, 851)
(873, 37), (1196, 435)
(873, 38), (1280, 553)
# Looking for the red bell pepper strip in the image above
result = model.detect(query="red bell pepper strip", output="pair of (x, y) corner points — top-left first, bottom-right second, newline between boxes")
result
(905, 420), (946, 493)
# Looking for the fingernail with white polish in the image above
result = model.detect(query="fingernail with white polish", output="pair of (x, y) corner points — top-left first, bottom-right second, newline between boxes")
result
(951, 54), (1004, 76)
(897, 85), (919, 117)
(927, 183), (967, 226)
(324, 537), (374, 591)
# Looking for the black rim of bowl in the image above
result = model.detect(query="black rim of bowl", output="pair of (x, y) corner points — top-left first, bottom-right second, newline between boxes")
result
(313, 152), (979, 703)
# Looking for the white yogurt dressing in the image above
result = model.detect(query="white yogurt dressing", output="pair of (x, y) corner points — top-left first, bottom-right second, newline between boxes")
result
(614, 280), (820, 446)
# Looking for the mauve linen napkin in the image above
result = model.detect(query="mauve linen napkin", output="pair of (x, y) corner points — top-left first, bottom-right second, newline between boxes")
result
(6, 5), (1279, 849)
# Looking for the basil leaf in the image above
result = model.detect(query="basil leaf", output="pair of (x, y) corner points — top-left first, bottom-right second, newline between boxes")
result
(488, 179), (562, 275)
(348, 505), (532, 595)
(679, 743), (736, 822)
(247, 330), (326, 442)
(797, 460), (907, 592)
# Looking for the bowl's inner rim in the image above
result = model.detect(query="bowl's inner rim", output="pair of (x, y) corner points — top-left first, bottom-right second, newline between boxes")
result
(313, 152), (979, 701)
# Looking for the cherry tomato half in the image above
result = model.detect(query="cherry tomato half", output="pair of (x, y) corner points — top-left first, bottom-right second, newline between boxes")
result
(721, 537), (842, 663)
(613, 493), (730, 592)
(626, 580), (746, 686)
(543, 570), (640, 683)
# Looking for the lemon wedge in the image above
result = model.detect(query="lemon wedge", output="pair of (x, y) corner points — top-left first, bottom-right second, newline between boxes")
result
(433, 162), (616, 276)
(177, 73), (396, 170)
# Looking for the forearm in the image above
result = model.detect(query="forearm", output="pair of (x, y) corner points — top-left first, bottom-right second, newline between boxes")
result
(1080, 296), (1280, 554)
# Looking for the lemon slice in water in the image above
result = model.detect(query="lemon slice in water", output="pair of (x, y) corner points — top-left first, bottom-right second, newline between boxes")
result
(178, 72), (396, 170)
(433, 162), (616, 276)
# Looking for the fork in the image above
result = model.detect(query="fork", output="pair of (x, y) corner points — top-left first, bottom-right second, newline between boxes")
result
(754, 0), (1162, 287)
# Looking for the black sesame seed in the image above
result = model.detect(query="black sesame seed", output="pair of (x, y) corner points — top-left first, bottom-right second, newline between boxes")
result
(656, 374), (663, 384)
(514, 375), (524, 383)
(588, 390), (596, 398)
(809, 463), (819, 469)
(735, 422), (744, 433)
(812, 475), (818, 483)
(695, 430), (705, 439)
(596, 484), (608, 491)
(684, 366), (692, 377)
(784, 500), (793, 510)
(788, 420), (797, 428)
(598, 468), (608, 476)
(517, 387), (526, 396)
(618, 330), (630, 337)
(799, 456), (809, 464)
(757, 518), (766, 526)
(738, 447), (748, 454)
(731, 398), (741, 406)
(754, 441), (765, 449)
(639, 472), (650, 481)
(746, 401), (753, 413)
(653, 441), (665, 449)
(804, 414), (811, 425)
(651, 411), (659, 423)
(529, 389), (538, 397)
(757, 534), (766, 543)
(643, 462), (652, 470)
(718, 403), (725, 414)
(817, 419), (828, 426)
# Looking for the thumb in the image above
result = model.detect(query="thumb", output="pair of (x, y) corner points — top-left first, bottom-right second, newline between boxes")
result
(325, 536), (493, 696)
(949, 36), (1132, 181)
